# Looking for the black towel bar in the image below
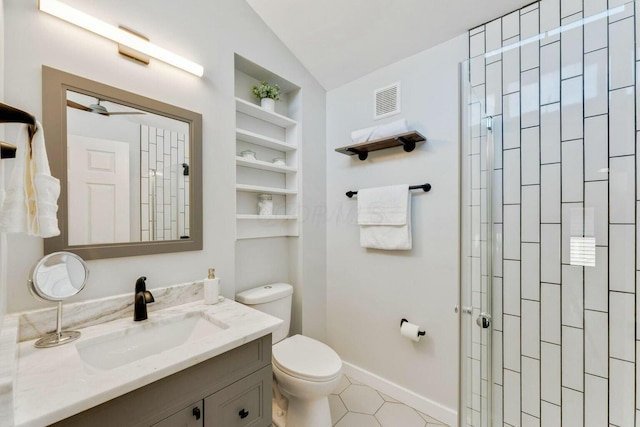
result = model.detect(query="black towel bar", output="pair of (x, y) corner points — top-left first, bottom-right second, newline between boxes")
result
(346, 183), (431, 198)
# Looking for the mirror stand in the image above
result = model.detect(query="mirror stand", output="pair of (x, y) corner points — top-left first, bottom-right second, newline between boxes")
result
(34, 301), (81, 348)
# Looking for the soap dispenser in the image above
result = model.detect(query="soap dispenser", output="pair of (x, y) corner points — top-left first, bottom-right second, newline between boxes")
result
(204, 268), (220, 305)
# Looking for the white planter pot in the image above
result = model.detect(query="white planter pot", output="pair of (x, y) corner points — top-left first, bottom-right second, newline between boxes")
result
(260, 98), (275, 112)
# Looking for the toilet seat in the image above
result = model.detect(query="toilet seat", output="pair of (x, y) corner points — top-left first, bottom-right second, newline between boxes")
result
(272, 334), (342, 382)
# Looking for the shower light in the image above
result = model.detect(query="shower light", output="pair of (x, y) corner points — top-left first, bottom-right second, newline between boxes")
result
(38, 0), (204, 77)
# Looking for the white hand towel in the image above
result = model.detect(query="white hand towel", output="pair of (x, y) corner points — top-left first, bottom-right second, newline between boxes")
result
(368, 118), (409, 141)
(357, 184), (412, 250)
(350, 125), (376, 145)
(0, 121), (60, 237)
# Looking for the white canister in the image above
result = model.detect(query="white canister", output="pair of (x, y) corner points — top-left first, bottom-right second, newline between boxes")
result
(258, 194), (273, 215)
(272, 157), (285, 166)
(240, 150), (256, 160)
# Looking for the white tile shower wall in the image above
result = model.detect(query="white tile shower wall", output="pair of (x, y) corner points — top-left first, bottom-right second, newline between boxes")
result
(466, 0), (639, 425)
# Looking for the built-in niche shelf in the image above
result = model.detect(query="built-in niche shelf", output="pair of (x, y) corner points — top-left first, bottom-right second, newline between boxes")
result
(235, 98), (297, 128)
(335, 130), (426, 161)
(234, 64), (300, 240)
(236, 156), (297, 173)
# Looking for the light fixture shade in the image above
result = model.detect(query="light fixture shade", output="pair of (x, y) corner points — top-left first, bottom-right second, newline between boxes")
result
(38, 0), (204, 77)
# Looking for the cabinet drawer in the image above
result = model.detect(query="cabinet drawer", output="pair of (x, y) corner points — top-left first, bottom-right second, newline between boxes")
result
(152, 401), (203, 427)
(205, 365), (272, 427)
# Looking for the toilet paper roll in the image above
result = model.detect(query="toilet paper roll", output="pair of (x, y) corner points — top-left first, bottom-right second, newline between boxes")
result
(400, 321), (422, 342)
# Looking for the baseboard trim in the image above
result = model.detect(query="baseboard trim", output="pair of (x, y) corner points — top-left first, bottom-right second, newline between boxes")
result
(341, 362), (458, 427)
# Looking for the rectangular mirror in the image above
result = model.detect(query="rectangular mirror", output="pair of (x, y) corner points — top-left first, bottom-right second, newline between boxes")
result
(42, 66), (202, 260)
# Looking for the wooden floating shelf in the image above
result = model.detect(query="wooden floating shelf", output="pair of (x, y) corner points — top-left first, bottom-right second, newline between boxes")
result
(335, 130), (426, 161)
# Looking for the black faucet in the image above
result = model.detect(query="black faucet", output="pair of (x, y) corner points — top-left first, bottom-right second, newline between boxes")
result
(134, 276), (155, 321)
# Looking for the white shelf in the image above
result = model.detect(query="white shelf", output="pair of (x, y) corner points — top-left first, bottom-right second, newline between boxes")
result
(236, 214), (298, 220)
(236, 184), (298, 195)
(236, 156), (297, 173)
(235, 98), (297, 128)
(236, 129), (296, 151)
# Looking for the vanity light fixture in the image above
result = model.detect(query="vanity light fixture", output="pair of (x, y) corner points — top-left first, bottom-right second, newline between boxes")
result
(38, 0), (204, 77)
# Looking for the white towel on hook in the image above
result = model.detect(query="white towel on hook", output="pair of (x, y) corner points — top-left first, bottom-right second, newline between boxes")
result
(0, 121), (60, 237)
(357, 184), (412, 250)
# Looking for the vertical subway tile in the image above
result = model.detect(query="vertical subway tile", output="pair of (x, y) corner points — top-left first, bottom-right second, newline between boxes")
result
(540, 42), (561, 105)
(540, 0), (560, 44)
(470, 32), (485, 58)
(493, 385), (504, 425)
(520, 9), (540, 71)
(493, 330), (503, 384)
(485, 19), (502, 57)
(609, 292), (635, 362)
(493, 169), (503, 223)
(504, 149), (521, 202)
(541, 283), (561, 344)
(486, 61), (503, 116)
(562, 326), (584, 391)
(610, 86), (636, 157)
(504, 205), (521, 260)
(610, 359), (635, 427)
(561, 265), (583, 328)
(541, 164), (561, 223)
(540, 103), (561, 163)
(560, 0), (582, 18)
(541, 401), (561, 427)
(609, 155), (635, 224)
(521, 300), (540, 358)
(584, 375), (608, 427)
(522, 185), (540, 242)
(609, 224), (635, 293)
(521, 243), (540, 301)
(609, 17), (635, 90)
(502, 11), (520, 40)
(583, 0), (608, 52)
(560, 13), (583, 79)
(503, 260), (521, 316)
(493, 276), (503, 332)
(584, 310), (609, 378)
(584, 48), (608, 117)
(584, 246), (608, 311)
(503, 36), (521, 94)
(541, 342), (562, 404)
(504, 315), (522, 374)
(583, 115), (609, 181)
(521, 127), (540, 185)
(561, 388), (584, 427)
(470, 55), (485, 87)
(503, 93), (521, 149)
(521, 69), (540, 128)
(541, 224), (561, 283)
(561, 77), (584, 141)
(584, 181), (608, 245)
(561, 140), (584, 202)
(504, 369), (521, 427)
(562, 203), (584, 264)
(522, 413), (540, 427)
(522, 356), (541, 417)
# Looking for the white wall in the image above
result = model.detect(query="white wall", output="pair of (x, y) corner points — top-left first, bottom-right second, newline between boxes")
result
(3, 0), (326, 328)
(326, 33), (467, 420)
(0, 0), (6, 332)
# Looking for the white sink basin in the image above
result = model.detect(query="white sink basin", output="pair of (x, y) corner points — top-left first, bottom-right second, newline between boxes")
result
(76, 311), (228, 370)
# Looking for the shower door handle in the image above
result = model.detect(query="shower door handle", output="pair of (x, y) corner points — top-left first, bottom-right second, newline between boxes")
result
(476, 313), (491, 329)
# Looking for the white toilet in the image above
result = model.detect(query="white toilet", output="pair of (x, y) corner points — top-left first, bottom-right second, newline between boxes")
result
(236, 283), (342, 427)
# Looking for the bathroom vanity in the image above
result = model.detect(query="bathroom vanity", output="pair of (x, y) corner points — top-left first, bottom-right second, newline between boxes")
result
(53, 335), (272, 427)
(2, 283), (282, 427)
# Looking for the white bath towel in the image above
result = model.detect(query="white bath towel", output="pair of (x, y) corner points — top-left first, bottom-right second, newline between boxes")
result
(357, 184), (412, 250)
(350, 118), (409, 145)
(0, 121), (60, 237)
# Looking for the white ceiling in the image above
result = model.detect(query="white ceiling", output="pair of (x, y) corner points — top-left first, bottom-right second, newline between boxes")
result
(246, 0), (533, 90)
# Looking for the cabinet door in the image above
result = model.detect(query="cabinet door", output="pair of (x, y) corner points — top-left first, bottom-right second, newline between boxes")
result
(204, 365), (272, 427)
(152, 401), (204, 427)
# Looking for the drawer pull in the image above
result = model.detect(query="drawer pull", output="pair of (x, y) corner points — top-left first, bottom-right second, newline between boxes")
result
(239, 408), (249, 419)
(192, 407), (201, 420)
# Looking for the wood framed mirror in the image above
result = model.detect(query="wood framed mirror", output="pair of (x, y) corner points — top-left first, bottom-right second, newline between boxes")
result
(42, 66), (202, 260)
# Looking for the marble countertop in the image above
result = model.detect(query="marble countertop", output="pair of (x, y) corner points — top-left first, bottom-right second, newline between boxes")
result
(2, 287), (281, 427)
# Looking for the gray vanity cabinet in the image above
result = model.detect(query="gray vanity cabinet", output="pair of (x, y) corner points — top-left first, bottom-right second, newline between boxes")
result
(52, 335), (272, 427)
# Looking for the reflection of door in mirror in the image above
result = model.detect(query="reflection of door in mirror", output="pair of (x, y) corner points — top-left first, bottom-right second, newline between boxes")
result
(68, 136), (130, 245)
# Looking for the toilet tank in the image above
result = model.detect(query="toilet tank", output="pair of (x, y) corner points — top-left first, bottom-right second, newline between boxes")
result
(235, 283), (293, 344)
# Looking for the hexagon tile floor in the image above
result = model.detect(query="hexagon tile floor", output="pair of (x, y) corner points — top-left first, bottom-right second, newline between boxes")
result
(329, 375), (450, 427)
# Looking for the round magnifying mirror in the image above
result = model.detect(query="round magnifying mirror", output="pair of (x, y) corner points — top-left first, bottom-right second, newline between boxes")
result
(28, 251), (89, 348)
(29, 251), (89, 301)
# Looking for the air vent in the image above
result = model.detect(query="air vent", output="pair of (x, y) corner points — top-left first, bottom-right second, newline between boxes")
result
(374, 82), (401, 120)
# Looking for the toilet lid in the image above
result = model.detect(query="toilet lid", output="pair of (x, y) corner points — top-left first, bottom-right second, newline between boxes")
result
(272, 335), (342, 382)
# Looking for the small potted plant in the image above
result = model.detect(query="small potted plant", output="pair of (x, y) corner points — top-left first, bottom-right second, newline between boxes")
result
(252, 81), (280, 112)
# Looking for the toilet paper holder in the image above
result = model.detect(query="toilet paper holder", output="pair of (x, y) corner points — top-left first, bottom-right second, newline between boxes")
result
(400, 318), (425, 337)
